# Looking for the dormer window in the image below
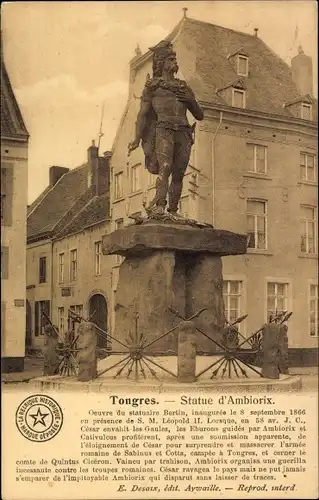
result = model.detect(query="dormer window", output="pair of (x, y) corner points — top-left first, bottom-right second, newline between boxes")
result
(232, 88), (246, 108)
(301, 103), (312, 120)
(217, 79), (247, 109)
(237, 55), (249, 76)
(283, 94), (313, 120)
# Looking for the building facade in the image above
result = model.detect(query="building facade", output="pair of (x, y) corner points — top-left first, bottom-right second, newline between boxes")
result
(109, 16), (318, 364)
(26, 143), (114, 351)
(1, 57), (29, 372)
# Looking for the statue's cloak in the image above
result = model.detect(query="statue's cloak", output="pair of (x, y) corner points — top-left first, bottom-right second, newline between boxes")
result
(141, 107), (159, 174)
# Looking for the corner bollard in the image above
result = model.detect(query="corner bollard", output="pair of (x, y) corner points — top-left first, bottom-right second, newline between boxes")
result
(261, 323), (280, 379)
(278, 324), (289, 374)
(177, 321), (197, 383)
(43, 324), (60, 376)
(77, 322), (98, 382)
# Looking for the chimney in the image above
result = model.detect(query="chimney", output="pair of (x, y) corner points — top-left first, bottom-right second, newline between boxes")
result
(254, 28), (259, 37)
(291, 46), (313, 96)
(87, 141), (111, 196)
(49, 166), (69, 187)
(87, 140), (99, 195)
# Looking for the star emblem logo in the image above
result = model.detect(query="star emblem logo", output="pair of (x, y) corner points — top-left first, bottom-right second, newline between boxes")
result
(29, 407), (49, 427)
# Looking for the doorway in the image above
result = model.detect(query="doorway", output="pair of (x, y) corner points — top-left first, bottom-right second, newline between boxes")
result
(88, 294), (108, 351)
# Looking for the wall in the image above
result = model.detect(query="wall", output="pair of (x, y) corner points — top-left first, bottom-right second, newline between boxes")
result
(51, 222), (113, 336)
(26, 240), (52, 349)
(1, 138), (28, 369)
(198, 111), (318, 350)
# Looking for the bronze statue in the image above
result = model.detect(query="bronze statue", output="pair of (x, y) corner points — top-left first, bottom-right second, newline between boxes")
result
(128, 40), (204, 216)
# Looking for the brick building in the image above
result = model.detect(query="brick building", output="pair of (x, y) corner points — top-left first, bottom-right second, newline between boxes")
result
(26, 143), (113, 351)
(1, 56), (29, 372)
(109, 16), (318, 364)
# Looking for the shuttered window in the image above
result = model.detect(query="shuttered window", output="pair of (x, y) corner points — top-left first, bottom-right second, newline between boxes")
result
(1, 163), (13, 226)
(1, 246), (9, 279)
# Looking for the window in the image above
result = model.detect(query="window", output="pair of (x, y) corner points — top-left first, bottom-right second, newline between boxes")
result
(148, 171), (156, 187)
(131, 164), (141, 193)
(300, 206), (316, 254)
(58, 307), (65, 334)
(35, 300), (50, 336)
(300, 153), (316, 182)
(232, 89), (246, 108)
(1, 165), (13, 226)
(247, 144), (267, 174)
(87, 171), (92, 188)
(247, 200), (267, 250)
(301, 103), (312, 120)
(309, 284), (318, 337)
(179, 197), (189, 218)
(237, 55), (248, 76)
(70, 249), (78, 281)
(115, 219), (124, 231)
(69, 304), (83, 334)
(114, 172), (123, 199)
(223, 280), (243, 329)
(115, 220), (124, 264)
(70, 305), (83, 318)
(58, 253), (65, 283)
(95, 241), (102, 276)
(267, 282), (289, 321)
(39, 257), (47, 284)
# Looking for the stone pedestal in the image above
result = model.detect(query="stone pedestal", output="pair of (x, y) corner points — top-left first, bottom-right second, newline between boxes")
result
(43, 325), (60, 376)
(278, 324), (289, 374)
(103, 222), (247, 355)
(77, 322), (97, 382)
(261, 324), (280, 379)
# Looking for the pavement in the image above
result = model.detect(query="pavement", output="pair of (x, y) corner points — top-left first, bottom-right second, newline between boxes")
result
(1, 356), (44, 383)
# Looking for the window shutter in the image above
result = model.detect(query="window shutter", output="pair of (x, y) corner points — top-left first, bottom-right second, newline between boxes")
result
(1, 246), (9, 279)
(1, 301), (5, 337)
(1, 164), (13, 226)
(35, 302), (39, 336)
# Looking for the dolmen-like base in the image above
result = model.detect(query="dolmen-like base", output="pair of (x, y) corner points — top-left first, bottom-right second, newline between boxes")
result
(102, 221), (247, 355)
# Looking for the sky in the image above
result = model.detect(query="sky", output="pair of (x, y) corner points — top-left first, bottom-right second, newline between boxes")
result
(2, 0), (317, 203)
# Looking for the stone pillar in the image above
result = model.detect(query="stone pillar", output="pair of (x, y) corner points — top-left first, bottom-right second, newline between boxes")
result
(43, 324), (60, 376)
(114, 251), (181, 354)
(278, 324), (289, 374)
(77, 322), (97, 382)
(186, 254), (225, 353)
(177, 321), (197, 382)
(261, 324), (280, 379)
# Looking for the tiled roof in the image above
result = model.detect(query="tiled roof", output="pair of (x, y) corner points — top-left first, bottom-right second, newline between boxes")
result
(53, 194), (110, 240)
(178, 18), (315, 119)
(1, 57), (29, 138)
(27, 165), (89, 240)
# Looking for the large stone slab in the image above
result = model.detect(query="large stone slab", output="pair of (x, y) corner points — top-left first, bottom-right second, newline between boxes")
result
(102, 222), (247, 257)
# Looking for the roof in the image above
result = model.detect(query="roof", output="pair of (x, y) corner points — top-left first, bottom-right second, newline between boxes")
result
(53, 194), (110, 240)
(132, 16), (316, 121)
(27, 165), (89, 241)
(180, 18), (311, 118)
(1, 56), (29, 139)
